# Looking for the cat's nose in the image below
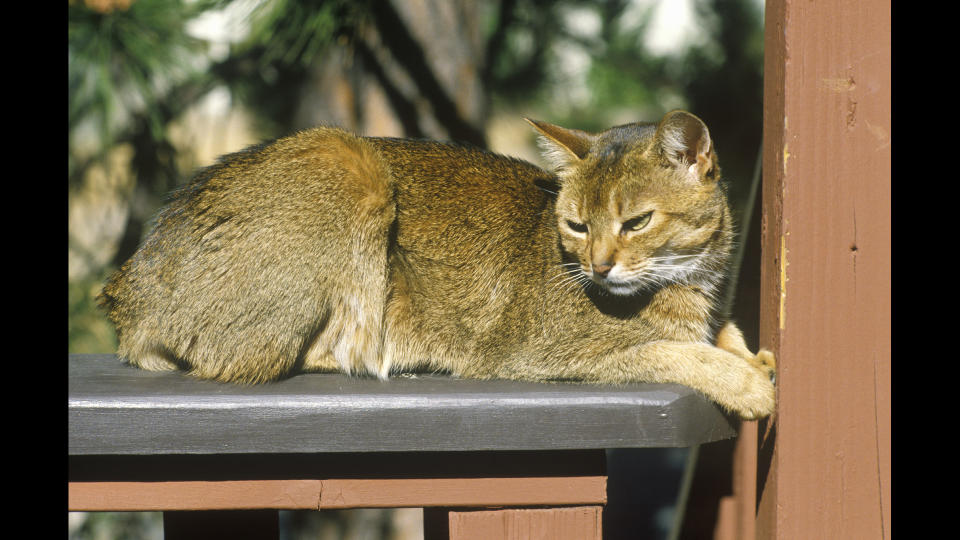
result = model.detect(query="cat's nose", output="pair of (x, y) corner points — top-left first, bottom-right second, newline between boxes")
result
(593, 263), (613, 277)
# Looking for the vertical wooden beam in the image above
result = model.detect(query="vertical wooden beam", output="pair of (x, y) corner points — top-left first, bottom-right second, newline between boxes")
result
(758, 1), (891, 539)
(444, 507), (602, 540)
(730, 420), (757, 540)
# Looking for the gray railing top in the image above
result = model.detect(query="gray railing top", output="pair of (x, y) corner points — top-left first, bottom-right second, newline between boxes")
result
(68, 354), (737, 455)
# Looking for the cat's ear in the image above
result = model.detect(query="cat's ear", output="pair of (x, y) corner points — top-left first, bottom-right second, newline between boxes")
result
(525, 118), (596, 174)
(653, 110), (718, 182)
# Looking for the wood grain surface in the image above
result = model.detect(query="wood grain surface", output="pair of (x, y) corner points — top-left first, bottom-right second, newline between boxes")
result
(757, 1), (891, 538)
(68, 476), (607, 511)
(447, 507), (603, 540)
(69, 448), (608, 512)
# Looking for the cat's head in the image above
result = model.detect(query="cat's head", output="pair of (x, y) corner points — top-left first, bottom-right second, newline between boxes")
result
(527, 110), (731, 297)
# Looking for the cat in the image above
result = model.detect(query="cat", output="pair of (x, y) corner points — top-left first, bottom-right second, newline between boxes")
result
(99, 109), (776, 419)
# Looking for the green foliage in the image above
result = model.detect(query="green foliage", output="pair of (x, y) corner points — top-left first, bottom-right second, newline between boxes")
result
(68, 270), (118, 354)
(245, 0), (367, 67)
(653, 0), (764, 225)
(483, 0), (560, 101)
(579, 2), (674, 128)
(69, 512), (162, 540)
(68, 0), (220, 171)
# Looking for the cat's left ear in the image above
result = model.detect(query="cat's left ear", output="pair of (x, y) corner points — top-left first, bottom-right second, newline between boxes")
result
(525, 118), (596, 175)
(653, 110), (719, 183)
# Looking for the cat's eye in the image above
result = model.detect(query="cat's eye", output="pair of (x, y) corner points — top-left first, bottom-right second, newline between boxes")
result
(566, 220), (588, 234)
(622, 212), (653, 232)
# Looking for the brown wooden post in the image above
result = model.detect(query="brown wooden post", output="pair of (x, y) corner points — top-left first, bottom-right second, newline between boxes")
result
(445, 507), (603, 540)
(729, 420), (757, 540)
(755, 1), (891, 538)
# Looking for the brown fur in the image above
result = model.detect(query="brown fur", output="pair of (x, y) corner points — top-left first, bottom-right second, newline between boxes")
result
(99, 110), (776, 419)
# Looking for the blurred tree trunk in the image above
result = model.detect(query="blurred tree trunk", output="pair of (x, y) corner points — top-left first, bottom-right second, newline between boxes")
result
(293, 0), (490, 146)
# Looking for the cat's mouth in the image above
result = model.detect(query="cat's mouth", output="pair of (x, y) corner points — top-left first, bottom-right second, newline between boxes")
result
(599, 280), (643, 296)
(586, 250), (714, 297)
(589, 271), (644, 296)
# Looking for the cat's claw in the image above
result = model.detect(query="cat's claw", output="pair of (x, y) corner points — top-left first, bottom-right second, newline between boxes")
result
(756, 349), (777, 384)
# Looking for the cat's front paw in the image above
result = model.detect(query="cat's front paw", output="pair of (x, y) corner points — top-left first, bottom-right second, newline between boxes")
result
(730, 370), (777, 420)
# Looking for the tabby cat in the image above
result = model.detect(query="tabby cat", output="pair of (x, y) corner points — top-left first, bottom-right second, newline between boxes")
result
(100, 110), (776, 419)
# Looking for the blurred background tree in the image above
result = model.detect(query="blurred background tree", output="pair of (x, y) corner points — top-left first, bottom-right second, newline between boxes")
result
(68, 1), (764, 538)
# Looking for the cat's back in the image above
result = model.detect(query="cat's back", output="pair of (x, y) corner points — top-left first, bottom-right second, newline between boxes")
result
(369, 137), (557, 260)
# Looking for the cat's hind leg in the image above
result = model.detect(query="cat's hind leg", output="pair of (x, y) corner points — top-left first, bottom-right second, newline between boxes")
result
(297, 131), (397, 379)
